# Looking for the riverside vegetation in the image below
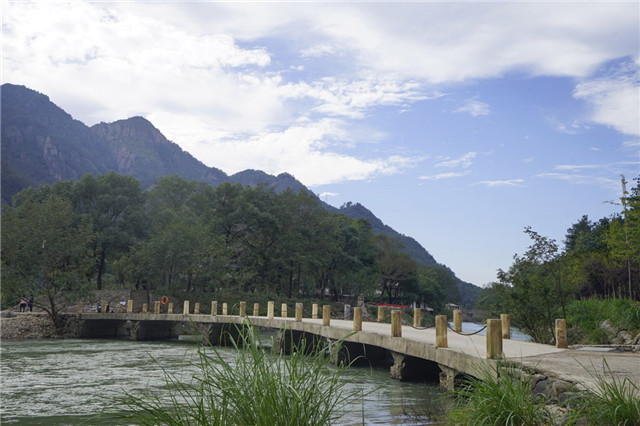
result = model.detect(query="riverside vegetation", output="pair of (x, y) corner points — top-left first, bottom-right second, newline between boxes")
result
(118, 324), (371, 425)
(447, 361), (640, 426)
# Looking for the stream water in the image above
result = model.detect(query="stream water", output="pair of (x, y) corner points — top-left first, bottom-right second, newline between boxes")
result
(1, 338), (445, 425)
(0, 322), (530, 425)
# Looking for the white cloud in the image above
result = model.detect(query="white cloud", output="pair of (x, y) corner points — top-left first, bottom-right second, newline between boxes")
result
(318, 192), (338, 198)
(419, 171), (471, 181)
(163, 117), (421, 186)
(454, 98), (491, 117)
(573, 61), (640, 136)
(436, 152), (477, 169)
(536, 173), (620, 191)
(3, 1), (639, 188)
(474, 179), (524, 187)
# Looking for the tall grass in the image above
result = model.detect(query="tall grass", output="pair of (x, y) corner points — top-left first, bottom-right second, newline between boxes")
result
(447, 363), (550, 426)
(119, 323), (367, 425)
(567, 360), (640, 425)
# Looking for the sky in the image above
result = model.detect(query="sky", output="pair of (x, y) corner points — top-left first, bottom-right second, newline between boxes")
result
(2, 1), (639, 287)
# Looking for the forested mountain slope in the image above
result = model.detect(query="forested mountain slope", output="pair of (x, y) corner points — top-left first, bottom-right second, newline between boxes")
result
(1, 83), (481, 302)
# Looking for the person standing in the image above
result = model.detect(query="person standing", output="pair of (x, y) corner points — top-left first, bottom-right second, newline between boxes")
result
(28, 295), (34, 312)
(19, 296), (27, 312)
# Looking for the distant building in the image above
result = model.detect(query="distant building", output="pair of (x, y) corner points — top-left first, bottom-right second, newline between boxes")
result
(446, 303), (461, 311)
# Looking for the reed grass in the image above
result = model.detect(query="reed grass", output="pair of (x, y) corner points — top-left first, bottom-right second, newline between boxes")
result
(447, 363), (550, 426)
(567, 359), (640, 425)
(119, 322), (367, 425)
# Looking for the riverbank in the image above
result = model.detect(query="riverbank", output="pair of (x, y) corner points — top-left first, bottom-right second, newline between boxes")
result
(0, 312), (59, 339)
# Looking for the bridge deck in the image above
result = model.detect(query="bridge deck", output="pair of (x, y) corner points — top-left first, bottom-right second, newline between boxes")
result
(79, 313), (640, 392)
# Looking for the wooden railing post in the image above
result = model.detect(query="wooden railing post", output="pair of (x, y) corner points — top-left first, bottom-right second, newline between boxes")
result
(391, 310), (402, 337)
(556, 319), (568, 348)
(253, 303), (259, 317)
(142, 303), (148, 314)
(117, 303), (123, 313)
(168, 303), (173, 314)
(501, 314), (511, 339)
(295, 303), (303, 322)
(154, 301), (160, 314)
(77, 302), (83, 314)
(453, 309), (462, 332)
(102, 300), (108, 314)
(222, 303), (228, 315)
(268, 301), (274, 319)
(436, 315), (448, 347)
(239, 301), (246, 317)
(194, 302), (200, 315)
(126, 300), (133, 313)
(211, 301), (217, 316)
(312, 303), (318, 319)
(281, 303), (288, 318)
(322, 305), (331, 326)
(486, 319), (503, 359)
(377, 305), (384, 322)
(183, 300), (189, 315)
(353, 307), (362, 331)
(413, 308), (421, 327)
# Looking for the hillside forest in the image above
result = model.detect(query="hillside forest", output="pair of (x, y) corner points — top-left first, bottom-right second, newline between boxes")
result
(1, 172), (460, 325)
(477, 175), (640, 343)
(2, 171), (638, 343)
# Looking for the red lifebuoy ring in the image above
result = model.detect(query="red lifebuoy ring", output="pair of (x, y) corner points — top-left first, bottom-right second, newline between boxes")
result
(161, 296), (169, 305)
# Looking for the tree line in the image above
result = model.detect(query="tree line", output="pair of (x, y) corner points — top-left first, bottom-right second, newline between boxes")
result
(1, 172), (460, 325)
(478, 176), (640, 343)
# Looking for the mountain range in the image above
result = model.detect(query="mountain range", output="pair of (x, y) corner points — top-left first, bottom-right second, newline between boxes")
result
(1, 83), (481, 304)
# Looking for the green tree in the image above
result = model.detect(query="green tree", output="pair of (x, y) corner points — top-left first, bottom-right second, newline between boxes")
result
(375, 234), (418, 304)
(72, 172), (147, 289)
(1, 194), (93, 328)
(606, 176), (640, 300)
(496, 227), (576, 343)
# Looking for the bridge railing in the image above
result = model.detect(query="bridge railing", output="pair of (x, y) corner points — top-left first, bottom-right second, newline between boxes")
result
(83, 299), (569, 358)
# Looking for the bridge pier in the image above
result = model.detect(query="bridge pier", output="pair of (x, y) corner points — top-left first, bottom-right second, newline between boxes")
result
(438, 364), (457, 392)
(78, 318), (129, 338)
(389, 351), (441, 383)
(126, 320), (174, 341)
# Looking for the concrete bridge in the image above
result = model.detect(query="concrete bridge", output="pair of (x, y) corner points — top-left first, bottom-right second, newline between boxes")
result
(72, 301), (640, 398)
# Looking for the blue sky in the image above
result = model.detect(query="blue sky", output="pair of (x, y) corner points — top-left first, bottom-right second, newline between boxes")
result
(3, 1), (639, 286)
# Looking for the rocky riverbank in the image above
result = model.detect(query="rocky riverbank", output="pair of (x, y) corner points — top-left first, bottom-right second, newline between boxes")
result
(0, 312), (60, 339)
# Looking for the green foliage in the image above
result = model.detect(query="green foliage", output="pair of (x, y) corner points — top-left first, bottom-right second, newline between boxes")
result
(565, 298), (640, 344)
(494, 227), (577, 343)
(1, 193), (94, 326)
(73, 172), (147, 290)
(447, 364), (550, 426)
(2, 173), (459, 308)
(119, 324), (367, 425)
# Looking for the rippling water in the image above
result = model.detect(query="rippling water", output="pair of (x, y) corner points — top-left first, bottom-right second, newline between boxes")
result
(1, 337), (446, 425)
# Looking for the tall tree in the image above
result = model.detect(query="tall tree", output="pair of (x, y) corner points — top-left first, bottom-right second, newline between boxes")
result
(1, 195), (94, 328)
(375, 234), (418, 304)
(496, 227), (576, 343)
(72, 172), (147, 289)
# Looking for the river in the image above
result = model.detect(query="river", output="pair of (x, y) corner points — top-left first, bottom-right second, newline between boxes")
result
(0, 322), (530, 425)
(1, 337), (445, 425)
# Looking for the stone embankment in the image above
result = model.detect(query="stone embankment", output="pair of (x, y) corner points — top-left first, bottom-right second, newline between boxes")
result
(0, 311), (59, 339)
